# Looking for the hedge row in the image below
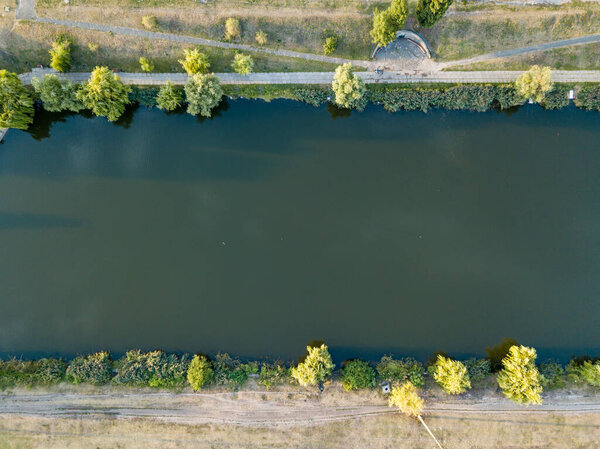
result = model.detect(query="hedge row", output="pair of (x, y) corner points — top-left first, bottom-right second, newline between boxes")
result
(1, 348), (599, 392)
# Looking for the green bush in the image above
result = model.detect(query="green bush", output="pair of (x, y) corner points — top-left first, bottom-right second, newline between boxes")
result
(139, 57), (154, 73)
(463, 358), (491, 383)
(232, 53), (254, 75)
(255, 30), (268, 45)
(323, 36), (338, 55)
(178, 48), (210, 75)
(32, 74), (83, 112)
(112, 350), (190, 388)
(0, 358), (66, 390)
(567, 359), (600, 387)
(293, 88), (331, 106)
(541, 85), (570, 110)
(66, 352), (113, 385)
(213, 353), (248, 387)
(49, 40), (71, 72)
(539, 361), (566, 390)
(184, 73), (223, 117)
(156, 82), (183, 111)
(376, 356), (424, 388)
(341, 359), (377, 391)
(187, 355), (214, 391)
(258, 362), (289, 390)
(575, 85), (600, 111)
(129, 86), (160, 108)
(0, 70), (34, 129)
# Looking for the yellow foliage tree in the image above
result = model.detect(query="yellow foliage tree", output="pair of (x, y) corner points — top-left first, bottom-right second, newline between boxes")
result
(291, 344), (334, 386)
(515, 66), (553, 103)
(430, 355), (471, 395)
(497, 345), (543, 405)
(331, 63), (367, 110)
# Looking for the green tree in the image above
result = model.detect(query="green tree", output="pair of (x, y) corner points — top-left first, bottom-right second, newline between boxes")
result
(332, 63), (367, 110)
(32, 74), (84, 112)
(291, 344), (334, 386)
(225, 17), (241, 41)
(141, 14), (158, 30)
(49, 40), (71, 72)
(370, 0), (407, 47)
(515, 65), (553, 103)
(376, 356), (425, 387)
(255, 30), (268, 45)
(341, 359), (376, 391)
(76, 66), (131, 122)
(0, 70), (34, 130)
(429, 355), (471, 395)
(156, 81), (183, 111)
(232, 53), (254, 75)
(416, 0), (454, 28)
(497, 345), (543, 405)
(184, 73), (223, 117)
(323, 36), (338, 55)
(572, 360), (600, 387)
(187, 355), (214, 391)
(179, 48), (211, 75)
(139, 57), (154, 72)
(66, 352), (113, 385)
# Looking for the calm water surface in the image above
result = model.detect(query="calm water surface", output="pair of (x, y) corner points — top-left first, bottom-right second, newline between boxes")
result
(1, 101), (599, 361)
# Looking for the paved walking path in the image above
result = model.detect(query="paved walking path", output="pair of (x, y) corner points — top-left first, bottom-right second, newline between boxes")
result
(19, 67), (600, 85)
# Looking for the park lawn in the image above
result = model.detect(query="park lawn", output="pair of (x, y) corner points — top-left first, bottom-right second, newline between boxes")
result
(0, 20), (339, 73)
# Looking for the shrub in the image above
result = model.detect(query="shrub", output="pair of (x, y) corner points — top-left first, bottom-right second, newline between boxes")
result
(575, 85), (600, 111)
(541, 84), (570, 110)
(429, 355), (471, 394)
(0, 70), (34, 129)
(77, 66), (131, 122)
(139, 57), (154, 72)
(376, 356), (425, 388)
(497, 345), (542, 404)
(129, 86), (160, 108)
(224, 18), (241, 41)
(184, 73), (223, 117)
(258, 362), (289, 390)
(294, 87), (330, 106)
(567, 360), (600, 387)
(417, 0), (454, 28)
(32, 74), (84, 112)
(66, 352), (113, 385)
(539, 361), (566, 390)
(291, 344), (335, 386)
(179, 48), (210, 75)
(463, 358), (491, 383)
(255, 30), (268, 45)
(341, 360), (376, 391)
(0, 358), (66, 390)
(112, 350), (190, 388)
(156, 81), (183, 111)
(323, 36), (338, 55)
(141, 15), (158, 30)
(212, 353), (248, 387)
(88, 42), (99, 52)
(486, 338), (519, 372)
(515, 65), (553, 103)
(187, 355), (213, 391)
(332, 63), (367, 110)
(232, 53), (254, 75)
(388, 381), (424, 417)
(49, 40), (71, 72)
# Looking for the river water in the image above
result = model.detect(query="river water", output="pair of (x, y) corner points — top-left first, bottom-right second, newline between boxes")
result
(1, 101), (599, 361)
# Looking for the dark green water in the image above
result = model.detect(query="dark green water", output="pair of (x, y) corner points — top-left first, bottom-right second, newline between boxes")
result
(1, 101), (599, 361)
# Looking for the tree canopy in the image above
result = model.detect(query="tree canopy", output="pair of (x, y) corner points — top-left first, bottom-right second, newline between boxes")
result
(232, 53), (254, 75)
(370, 0), (407, 47)
(429, 355), (471, 395)
(416, 0), (454, 28)
(76, 66), (131, 122)
(184, 73), (223, 117)
(156, 81), (183, 111)
(341, 359), (377, 391)
(291, 344), (335, 386)
(187, 355), (214, 391)
(389, 381), (424, 417)
(49, 40), (71, 72)
(497, 345), (543, 404)
(332, 63), (367, 110)
(0, 70), (34, 130)
(32, 74), (84, 112)
(179, 48), (211, 75)
(515, 65), (553, 103)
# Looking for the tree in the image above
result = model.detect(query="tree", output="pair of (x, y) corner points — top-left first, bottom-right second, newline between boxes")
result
(291, 344), (334, 386)
(376, 356), (425, 387)
(66, 351), (113, 385)
(323, 36), (338, 55)
(232, 53), (254, 75)
(416, 0), (454, 28)
(139, 57), (154, 72)
(332, 63), (367, 110)
(341, 359), (376, 391)
(255, 30), (268, 45)
(225, 17), (241, 41)
(141, 14), (158, 30)
(187, 355), (214, 391)
(32, 74), (84, 112)
(49, 40), (71, 72)
(429, 355), (471, 395)
(156, 81), (183, 111)
(515, 65), (553, 103)
(184, 73), (223, 117)
(370, 0), (407, 47)
(76, 66), (131, 122)
(497, 345), (543, 405)
(389, 382), (444, 449)
(0, 70), (34, 130)
(179, 48), (210, 75)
